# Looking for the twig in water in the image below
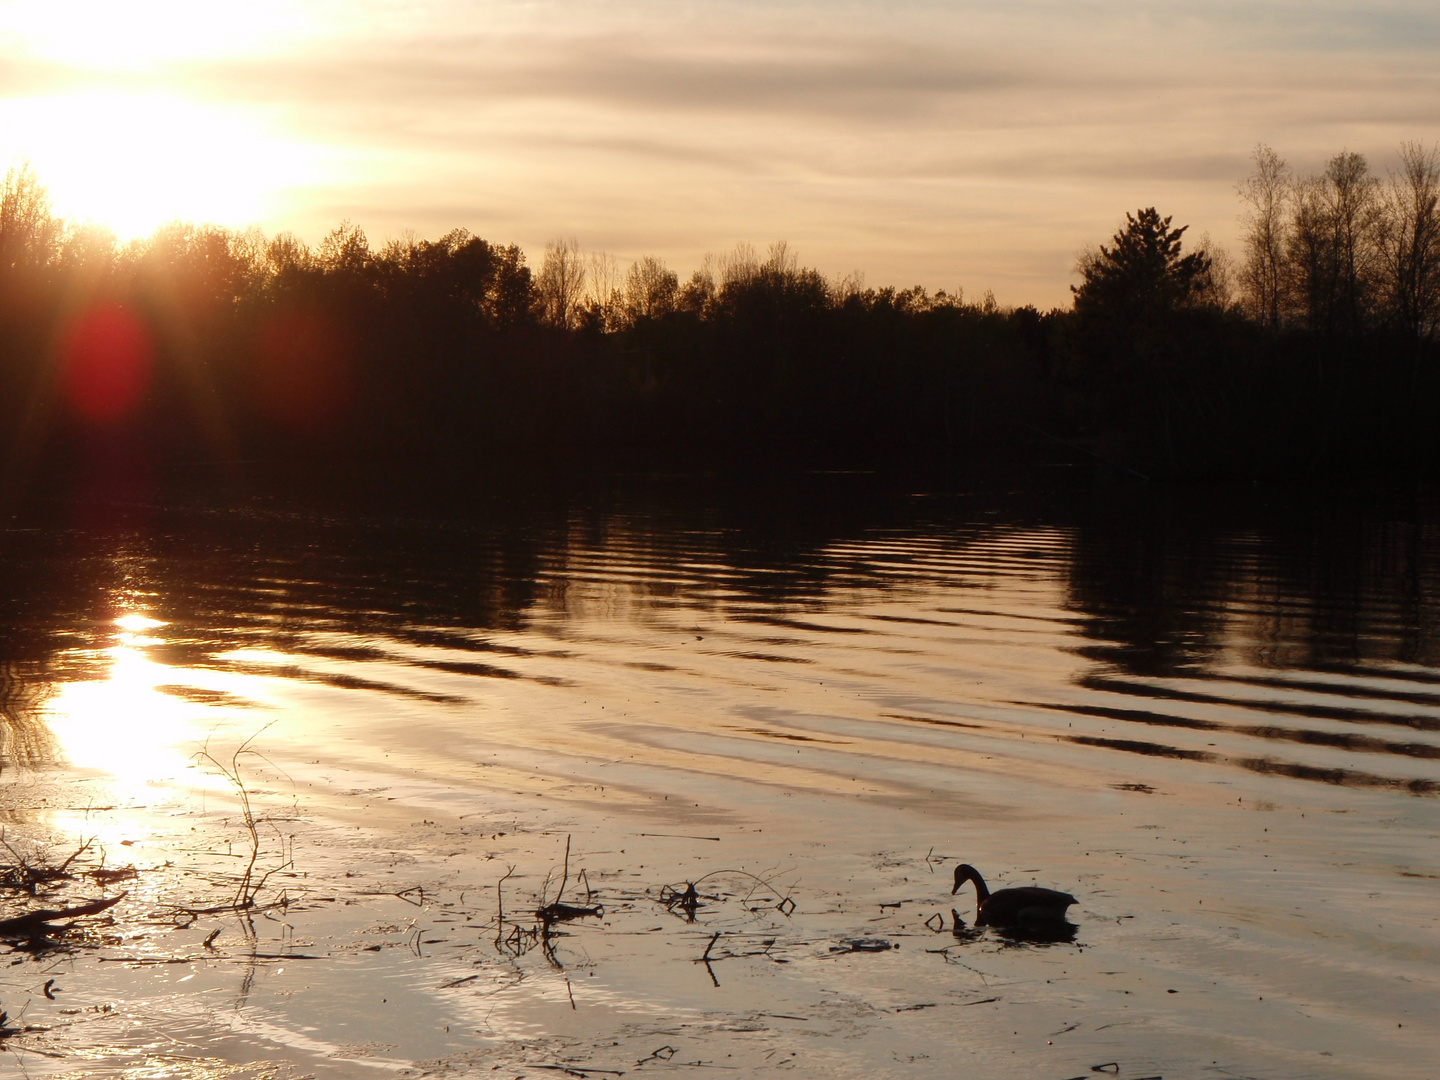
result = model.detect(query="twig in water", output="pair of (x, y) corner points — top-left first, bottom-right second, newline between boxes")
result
(537, 838), (602, 926)
(194, 724), (289, 911)
(658, 882), (701, 920)
(661, 869), (795, 917)
(637, 833), (721, 841)
(697, 931), (722, 987)
(494, 866), (516, 952)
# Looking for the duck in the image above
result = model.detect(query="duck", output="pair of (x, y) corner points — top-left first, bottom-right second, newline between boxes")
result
(952, 863), (1076, 927)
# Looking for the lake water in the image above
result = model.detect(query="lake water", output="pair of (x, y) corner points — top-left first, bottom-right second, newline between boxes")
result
(1, 476), (1437, 1079)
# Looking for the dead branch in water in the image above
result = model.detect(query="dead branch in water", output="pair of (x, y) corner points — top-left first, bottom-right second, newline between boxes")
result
(659, 868), (795, 919)
(1, 834), (97, 895)
(491, 839), (602, 967)
(0, 892), (126, 938)
(536, 836), (603, 927)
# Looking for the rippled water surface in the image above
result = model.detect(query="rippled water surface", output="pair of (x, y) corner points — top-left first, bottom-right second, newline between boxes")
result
(1, 478), (1438, 1078)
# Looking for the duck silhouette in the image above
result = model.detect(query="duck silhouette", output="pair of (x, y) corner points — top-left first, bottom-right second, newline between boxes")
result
(952, 863), (1076, 927)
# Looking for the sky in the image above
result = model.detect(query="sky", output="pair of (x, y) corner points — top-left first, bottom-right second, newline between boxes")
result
(1, 0), (1437, 307)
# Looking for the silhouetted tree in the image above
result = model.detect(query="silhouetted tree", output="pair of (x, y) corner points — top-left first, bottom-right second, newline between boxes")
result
(317, 220), (370, 276)
(624, 256), (678, 321)
(55, 222), (117, 283)
(1191, 234), (1237, 312)
(1323, 151), (1382, 334)
(536, 237), (586, 328)
(0, 161), (60, 277)
(1286, 152), (1382, 336)
(676, 267), (715, 315)
(1238, 144), (1290, 327)
(1378, 141), (1440, 345)
(267, 231), (313, 277)
(582, 250), (624, 330)
(1072, 208), (1210, 323)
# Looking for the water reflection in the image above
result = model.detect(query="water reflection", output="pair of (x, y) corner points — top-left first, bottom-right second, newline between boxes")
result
(0, 479), (1434, 1080)
(45, 616), (203, 788)
(945, 910), (1080, 947)
(0, 662), (56, 770)
(0, 480), (1435, 800)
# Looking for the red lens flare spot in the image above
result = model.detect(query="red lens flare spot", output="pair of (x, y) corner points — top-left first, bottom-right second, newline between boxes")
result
(60, 303), (154, 423)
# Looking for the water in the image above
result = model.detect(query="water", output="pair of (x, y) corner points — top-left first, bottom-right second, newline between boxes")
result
(1, 478), (1437, 1079)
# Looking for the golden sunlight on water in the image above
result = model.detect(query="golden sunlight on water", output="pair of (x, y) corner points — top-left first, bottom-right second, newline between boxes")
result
(2, 486), (1438, 1079)
(46, 616), (210, 790)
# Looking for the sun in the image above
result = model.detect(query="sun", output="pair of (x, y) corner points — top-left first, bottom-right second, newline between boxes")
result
(0, 0), (332, 238)
(1, 90), (322, 239)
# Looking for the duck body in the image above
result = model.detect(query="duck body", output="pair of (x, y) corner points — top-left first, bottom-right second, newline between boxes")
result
(952, 863), (1076, 928)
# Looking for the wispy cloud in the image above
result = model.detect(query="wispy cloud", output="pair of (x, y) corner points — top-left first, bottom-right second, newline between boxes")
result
(2, 0), (1438, 304)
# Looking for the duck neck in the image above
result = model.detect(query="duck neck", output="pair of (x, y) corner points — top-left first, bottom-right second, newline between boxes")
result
(956, 864), (990, 903)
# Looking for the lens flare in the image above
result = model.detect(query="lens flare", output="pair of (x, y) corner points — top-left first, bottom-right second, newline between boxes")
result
(59, 302), (154, 423)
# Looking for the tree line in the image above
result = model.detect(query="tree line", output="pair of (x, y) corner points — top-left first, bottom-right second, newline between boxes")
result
(1236, 143), (1440, 344)
(0, 143), (1437, 499)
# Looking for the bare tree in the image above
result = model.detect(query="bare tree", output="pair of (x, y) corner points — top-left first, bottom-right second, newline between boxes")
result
(1193, 233), (1237, 312)
(765, 240), (797, 276)
(1237, 144), (1290, 326)
(624, 255), (679, 321)
(228, 226), (269, 297)
(379, 228), (422, 270)
(1378, 141), (1440, 344)
(829, 269), (865, 303)
(0, 161), (60, 274)
(1283, 153), (1382, 336)
(1285, 172), (1332, 332)
(1323, 150), (1382, 334)
(717, 242), (759, 290)
(536, 237), (587, 328)
(585, 250), (624, 329)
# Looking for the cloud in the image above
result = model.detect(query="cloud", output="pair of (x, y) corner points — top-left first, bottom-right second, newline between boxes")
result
(2, 0), (1438, 305)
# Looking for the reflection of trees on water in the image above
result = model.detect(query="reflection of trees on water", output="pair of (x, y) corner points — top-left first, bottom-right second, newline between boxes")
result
(1, 479), (1437, 780)
(1065, 485), (1440, 672)
(0, 663), (57, 772)
(0, 478), (1013, 741)
(1065, 491), (1236, 677)
(1060, 487), (1440, 794)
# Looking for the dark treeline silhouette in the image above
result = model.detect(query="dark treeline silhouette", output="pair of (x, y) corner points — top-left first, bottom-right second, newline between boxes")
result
(0, 144), (1437, 500)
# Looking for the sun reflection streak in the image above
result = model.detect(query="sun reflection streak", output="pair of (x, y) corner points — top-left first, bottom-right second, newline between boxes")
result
(43, 615), (263, 812)
(47, 645), (191, 782)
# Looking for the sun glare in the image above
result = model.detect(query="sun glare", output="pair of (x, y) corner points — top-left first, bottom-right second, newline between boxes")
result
(116, 613), (165, 632)
(43, 614), (258, 800)
(45, 642), (193, 786)
(0, 90), (324, 239)
(0, 0), (312, 70)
